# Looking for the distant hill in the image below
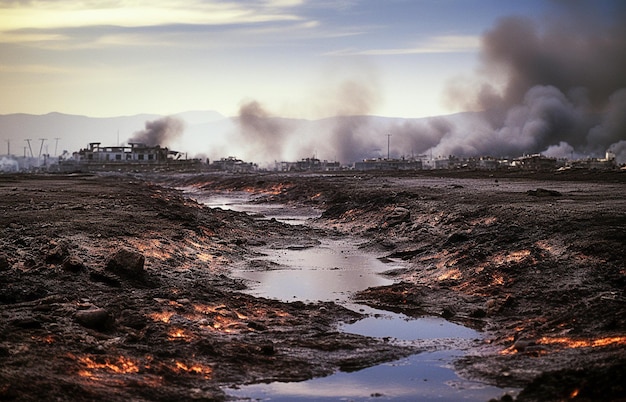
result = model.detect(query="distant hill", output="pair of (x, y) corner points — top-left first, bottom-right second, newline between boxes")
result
(0, 110), (483, 165)
(0, 111), (226, 157)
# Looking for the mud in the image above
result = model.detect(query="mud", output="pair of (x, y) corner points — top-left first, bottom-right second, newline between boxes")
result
(1, 170), (625, 401)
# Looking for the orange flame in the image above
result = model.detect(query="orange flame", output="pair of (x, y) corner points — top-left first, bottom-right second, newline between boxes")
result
(77, 355), (139, 376)
(149, 311), (175, 323)
(538, 336), (626, 349)
(174, 361), (212, 379)
(168, 328), (192, 341)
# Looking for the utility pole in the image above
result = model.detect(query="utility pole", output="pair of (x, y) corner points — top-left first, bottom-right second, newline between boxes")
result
(387, 133), (391, 160)
(25, 139), (33, 158)
(54, 137), (61, 156)
(38, 138), (47, 158)
(5, 139), (9, 156)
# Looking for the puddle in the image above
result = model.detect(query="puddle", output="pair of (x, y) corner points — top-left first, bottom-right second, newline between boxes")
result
(189, 190), (517, 401)
(235, 239), (397, 303)
(340, 304), (478, 341)
(184, 189), (320, 225)
(228, 351), (508, 402)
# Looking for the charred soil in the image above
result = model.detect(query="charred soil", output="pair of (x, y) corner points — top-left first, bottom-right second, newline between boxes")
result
(1, 170), (625, 401)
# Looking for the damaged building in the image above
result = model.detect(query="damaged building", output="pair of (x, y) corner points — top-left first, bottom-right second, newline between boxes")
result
(59, 142), (205, 172)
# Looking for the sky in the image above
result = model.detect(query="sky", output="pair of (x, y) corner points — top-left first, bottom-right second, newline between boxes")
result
(1, 0), (555, 119)
(2, 0), (625, 166)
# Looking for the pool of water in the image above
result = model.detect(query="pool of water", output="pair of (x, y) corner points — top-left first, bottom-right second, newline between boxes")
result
(186, 190), (516, 401)
(227, 351), (507, 402)
(235, 239), (397, 303)
(184, 189), (320, 225)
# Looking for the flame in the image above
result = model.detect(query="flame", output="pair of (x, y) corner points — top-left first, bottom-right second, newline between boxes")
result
(174, 361), (212, 379)
(77, 355), (139, 376)
(168, 328), (192, 341)
(538, 336), (626, 349)
(570, 388), (580, 398)
(149, 311), (175, 323)
(32, 334), (55, 344)
(500, 335), (626, 355)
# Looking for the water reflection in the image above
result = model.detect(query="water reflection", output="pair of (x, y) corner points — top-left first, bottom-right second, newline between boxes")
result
(189, 191), (516, 401)
(228, 351), (510, 402)
(341, 305), (478, 341)
(236, 241), (398, 303)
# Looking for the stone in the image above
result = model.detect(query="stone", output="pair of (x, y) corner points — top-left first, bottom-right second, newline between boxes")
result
(383, 207), (410, 227)
(0, 254), (9, 271)
(62, 256), (85, 272)
(105, 248), (145, 279)
(75, 308), (112, 331)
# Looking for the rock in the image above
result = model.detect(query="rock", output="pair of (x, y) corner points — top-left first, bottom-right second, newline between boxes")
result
(45, 245), (68, 264)
(62, 256), (85, 272)
(383, 207), (410, 227)
(89, 270), (122, 287)
(75, 308), (112, 331)
(441, 307), (456, 319)
(10, 317), (42, 329)
(445, 232), (469, 244)
(513, 338), (536, 352)
(105, 248), (145, 279)
(526, 188), (562, 197)
(0, 254), (9, 271)
(247, 321), (268, 331)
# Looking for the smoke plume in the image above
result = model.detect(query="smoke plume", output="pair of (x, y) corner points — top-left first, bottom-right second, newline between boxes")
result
(129, 116), (185, 147)
(232, 100), (289, 163)
(231, 74), (382, 165)
(429, 2), (626, 160)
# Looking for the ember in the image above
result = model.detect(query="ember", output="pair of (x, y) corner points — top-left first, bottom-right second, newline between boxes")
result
(76, 355), (140, 376)
(168, 328), (192, 340)
(538, 336), (626, 349)
(174, 361), (212, 379)
(149, 311), (175, 323)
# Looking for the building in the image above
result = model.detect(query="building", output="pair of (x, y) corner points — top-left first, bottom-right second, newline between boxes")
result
(276, 158), (341, 172)
(354, 158), (423, 171)
(209, 156), (257, 173)
(59, 142), (204, 172)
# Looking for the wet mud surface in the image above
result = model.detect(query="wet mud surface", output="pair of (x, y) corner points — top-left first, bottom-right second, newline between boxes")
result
(1, 170), (625, 401)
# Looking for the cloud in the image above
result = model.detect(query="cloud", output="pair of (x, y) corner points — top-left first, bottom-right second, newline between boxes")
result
(0, 1), (302, 29)
(327, 35), (480, 56)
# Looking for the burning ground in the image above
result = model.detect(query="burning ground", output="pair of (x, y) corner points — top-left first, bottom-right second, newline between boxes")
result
(166, 170), (626, 401)
(1, 170), (625, 401)
(0, 174), (410, 401)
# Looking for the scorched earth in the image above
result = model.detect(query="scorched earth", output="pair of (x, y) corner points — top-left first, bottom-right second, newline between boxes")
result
(1, 169), (625, 401)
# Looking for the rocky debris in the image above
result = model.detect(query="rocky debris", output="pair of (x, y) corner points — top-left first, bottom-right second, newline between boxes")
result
(74, 307), (113, 331)
(105, 248), (145, 279)
(0, 254), (9, 271)
(176, 171), (626, 401)
(62, 256), (85, 272)
(2, 171), (625, 401)
(0, 174), (413, 402)
(382, 206), (410, 227)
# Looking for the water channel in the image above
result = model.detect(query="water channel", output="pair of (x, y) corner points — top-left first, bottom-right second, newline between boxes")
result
(185, 189), (516, 401)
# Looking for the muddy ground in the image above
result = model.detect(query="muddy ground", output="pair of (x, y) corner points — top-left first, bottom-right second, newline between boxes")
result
(1, 170), (625, 401)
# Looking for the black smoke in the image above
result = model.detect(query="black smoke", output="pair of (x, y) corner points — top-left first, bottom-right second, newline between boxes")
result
(430, 2), (626, 162)
(129, 117), (185, 147)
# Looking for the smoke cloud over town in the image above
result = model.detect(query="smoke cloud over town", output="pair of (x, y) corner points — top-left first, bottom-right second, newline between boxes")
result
(401, 3), (626, 162)
(228, 3), (626, 165)
(129, 117), (185, 148)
